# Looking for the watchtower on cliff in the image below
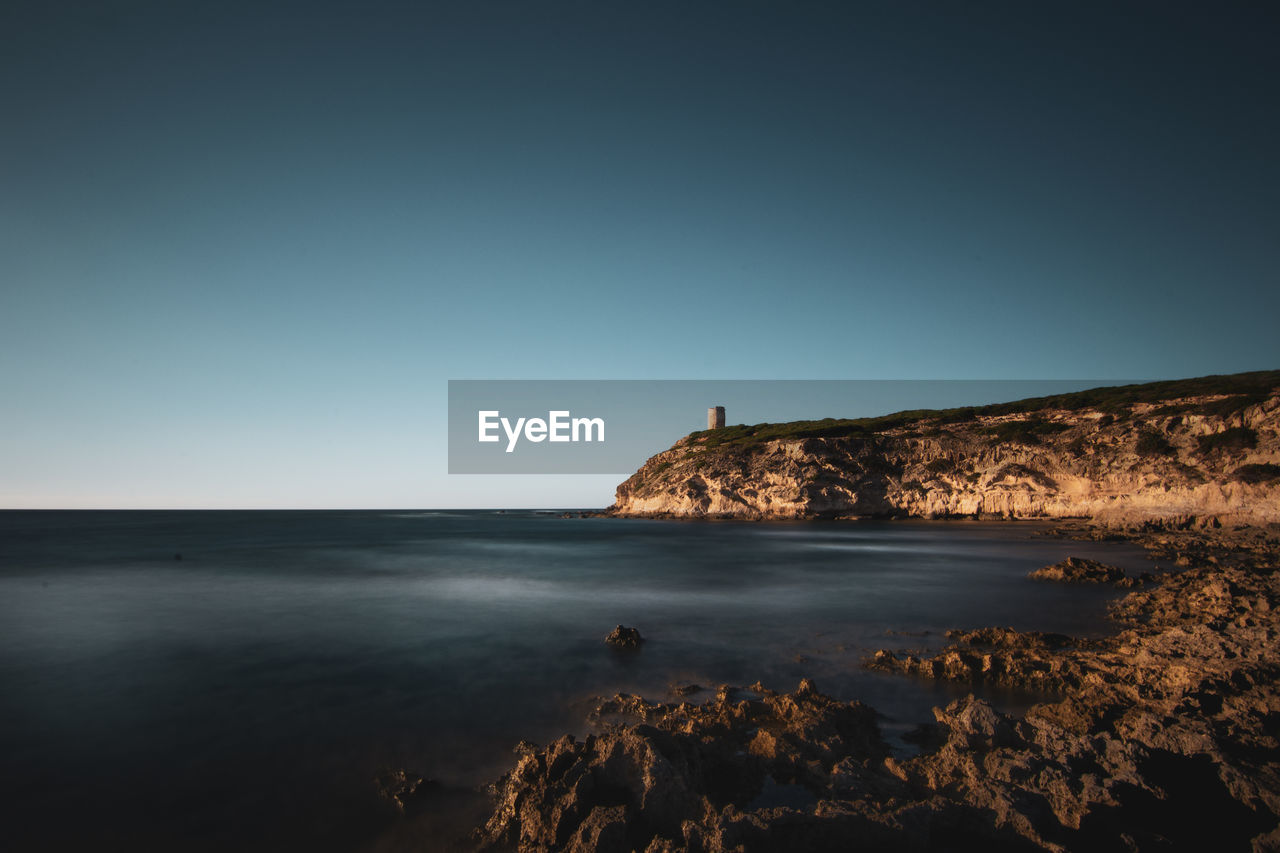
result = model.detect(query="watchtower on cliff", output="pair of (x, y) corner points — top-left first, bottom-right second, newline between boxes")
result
(708, 406), (725, 430)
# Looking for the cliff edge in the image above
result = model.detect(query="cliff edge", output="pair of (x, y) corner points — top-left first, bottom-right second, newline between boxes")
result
(607, 371), (1280, 524)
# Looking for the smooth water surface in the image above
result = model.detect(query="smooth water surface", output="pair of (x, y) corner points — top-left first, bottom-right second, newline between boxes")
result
(0, 510), (1152, 850)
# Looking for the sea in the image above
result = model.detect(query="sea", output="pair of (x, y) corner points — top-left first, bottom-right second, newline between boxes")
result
(0, 510), (1153, 851)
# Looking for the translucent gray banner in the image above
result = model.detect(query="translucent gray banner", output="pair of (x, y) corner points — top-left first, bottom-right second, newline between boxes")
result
(447, 379), (1130, 474)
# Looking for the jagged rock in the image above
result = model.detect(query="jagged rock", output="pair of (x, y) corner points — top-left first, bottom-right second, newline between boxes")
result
(1027, 556), (1157, 588)
(1029, 556), (1127, 584)
(605, 625), (645, 649)
(479, 525), (1280, 852)
(475, 681), (911, 852)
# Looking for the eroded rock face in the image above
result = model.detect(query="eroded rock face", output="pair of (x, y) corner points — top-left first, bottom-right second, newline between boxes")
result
(608, 390), (1280, 524)
(477, 526), (1280, 852)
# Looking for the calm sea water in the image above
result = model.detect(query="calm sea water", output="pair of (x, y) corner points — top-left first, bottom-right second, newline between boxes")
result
(0, 510), (1151, 851)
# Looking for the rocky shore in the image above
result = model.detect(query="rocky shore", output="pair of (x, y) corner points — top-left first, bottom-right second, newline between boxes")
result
(471, 522), (1280, 852)
(458, 374), (1280, 850)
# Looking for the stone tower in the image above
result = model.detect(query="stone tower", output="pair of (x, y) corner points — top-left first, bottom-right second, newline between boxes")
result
(708, 406), (725, 430)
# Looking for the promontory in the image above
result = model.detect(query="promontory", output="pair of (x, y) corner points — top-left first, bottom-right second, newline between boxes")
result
(608, 371), (1280, 525)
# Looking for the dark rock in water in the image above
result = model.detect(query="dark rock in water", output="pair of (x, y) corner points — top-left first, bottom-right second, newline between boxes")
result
(668, 681), (703, 697)
(1029, 556), (1139, 585)
(368, 781), (494, 852)
(604, 625), (644, 649)
(374, 767), (435, 815)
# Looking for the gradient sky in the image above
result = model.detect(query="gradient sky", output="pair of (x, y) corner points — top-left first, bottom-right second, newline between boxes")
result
(2, 1), (1277, 508)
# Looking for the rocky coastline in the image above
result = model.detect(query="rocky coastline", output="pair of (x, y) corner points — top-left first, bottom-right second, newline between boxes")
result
(466, 521), (1280, 852)
(607, 374), (1280, 526)
(427, 375), (1280, 850)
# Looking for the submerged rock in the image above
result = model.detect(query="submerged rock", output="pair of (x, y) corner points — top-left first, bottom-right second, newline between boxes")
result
(605, 625), (645, 650)
(668, 681), (703, 697)
(374, 767), (434, 815)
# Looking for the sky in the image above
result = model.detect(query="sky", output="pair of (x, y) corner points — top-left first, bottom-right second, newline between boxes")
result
(2, 0), (1277, 508)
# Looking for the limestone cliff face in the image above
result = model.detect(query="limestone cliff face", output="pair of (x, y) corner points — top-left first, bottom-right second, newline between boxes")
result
(608, 389), (1280, 524)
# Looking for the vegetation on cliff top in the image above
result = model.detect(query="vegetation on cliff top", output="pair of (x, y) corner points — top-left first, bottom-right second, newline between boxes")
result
(686, 370), (1279, 451)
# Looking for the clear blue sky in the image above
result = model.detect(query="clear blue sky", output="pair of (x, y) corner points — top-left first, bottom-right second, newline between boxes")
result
(2, 1), (1277, 508)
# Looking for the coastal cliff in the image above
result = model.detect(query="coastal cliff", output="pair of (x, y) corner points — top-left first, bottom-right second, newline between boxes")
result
(608, 371), (1280, 525)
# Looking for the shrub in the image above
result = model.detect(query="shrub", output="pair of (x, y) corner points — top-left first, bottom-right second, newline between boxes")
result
(1196, 427), (1258, 455)
(1175, 462), (1207, 484)
(990, 464), (1058, 489)
(1135, 430), (1175, 457)
(679, 371), (1277, 453)
(1199, 394), (1266, 418)
(933, 407), (977, 426)
(1232, 463), (1280, 484)
(983, 419), (1071, 446)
